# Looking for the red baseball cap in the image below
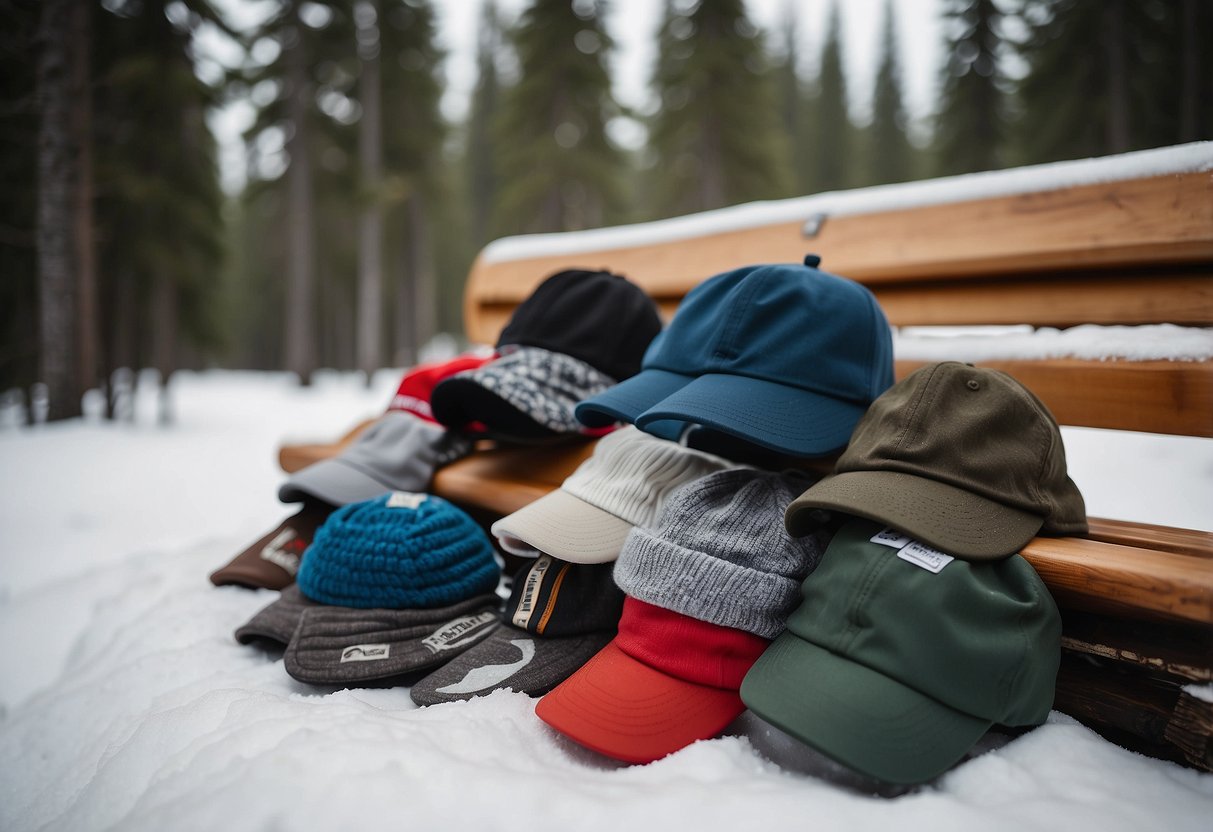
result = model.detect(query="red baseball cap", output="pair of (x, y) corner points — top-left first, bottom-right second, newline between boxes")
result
(535, 597), (769, 764)
(387, 353), (494, 423)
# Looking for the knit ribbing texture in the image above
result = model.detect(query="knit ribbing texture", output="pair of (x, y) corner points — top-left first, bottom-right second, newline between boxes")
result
(614, 468), (829, 639)
(297, 492), (501, 609)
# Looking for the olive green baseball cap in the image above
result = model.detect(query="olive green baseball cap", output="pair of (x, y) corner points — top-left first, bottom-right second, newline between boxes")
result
(740, 517), (1061, 785)
(785, 362), (1087, 560)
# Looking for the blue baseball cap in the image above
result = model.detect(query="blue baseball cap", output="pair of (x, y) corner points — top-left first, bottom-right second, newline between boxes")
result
(574, 256), (893, 458)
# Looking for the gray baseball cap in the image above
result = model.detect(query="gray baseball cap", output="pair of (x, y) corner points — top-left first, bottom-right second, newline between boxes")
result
(279, 411), (472, 506)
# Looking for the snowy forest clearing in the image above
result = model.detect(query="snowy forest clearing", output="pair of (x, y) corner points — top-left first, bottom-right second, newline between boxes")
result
(1, 370), (1211, 831)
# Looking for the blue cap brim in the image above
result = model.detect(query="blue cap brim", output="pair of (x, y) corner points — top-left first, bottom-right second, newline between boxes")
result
(635, 373), (866, 458)
(574, 368), (692, 428)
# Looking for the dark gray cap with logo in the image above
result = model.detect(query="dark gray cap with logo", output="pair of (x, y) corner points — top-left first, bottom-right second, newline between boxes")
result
(409, 555), (624, 705)
(283, 594), (502, 685)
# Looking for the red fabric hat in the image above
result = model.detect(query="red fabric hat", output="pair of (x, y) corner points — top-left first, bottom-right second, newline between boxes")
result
(535, 597), (769, 764)
(387, 353), (493, 424)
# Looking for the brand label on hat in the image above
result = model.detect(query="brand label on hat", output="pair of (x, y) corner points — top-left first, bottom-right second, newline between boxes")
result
(421, 611), (498, 653)
(511, 555), (553, 630)
(897, 541), (955, 574)
(259, 528), (304, 575)
(387, 491), (427, 510)
(340, 643), (391, 663)
(870, 527), (913, 550)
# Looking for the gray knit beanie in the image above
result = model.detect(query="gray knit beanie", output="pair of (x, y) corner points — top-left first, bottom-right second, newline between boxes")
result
(614, 468), (830, 639)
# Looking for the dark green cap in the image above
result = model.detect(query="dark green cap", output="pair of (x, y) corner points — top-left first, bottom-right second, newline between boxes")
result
(740, 518), (1061, 785)
(785, 361), (1087, 560)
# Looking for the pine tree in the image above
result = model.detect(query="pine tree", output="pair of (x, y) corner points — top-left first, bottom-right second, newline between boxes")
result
(377, 0), (446, 366)
(34, 0), (86, 420)
(466, 1), (503, 249)
(92, 0), (228, 412)
(933, 0), (1008, 175)
(0, 0), (41, 396)
(646, 0), (791, 217)
(772, 3), (815, 195)
(1014, 0), (1213, 165)
(865, 0), (914, 185)
(493, 0), (625, 234)
(809, 2), (852, 192)
(355, 0), (384, 378)
(240, 0), (356, 377)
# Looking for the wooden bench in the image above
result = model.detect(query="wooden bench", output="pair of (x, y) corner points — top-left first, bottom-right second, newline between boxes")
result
(290, 145), (1213, 769)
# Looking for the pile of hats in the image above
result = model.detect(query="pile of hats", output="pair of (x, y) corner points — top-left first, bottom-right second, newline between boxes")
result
(217, 256), (1089, 790)
(236, 492), (503, 686)
(210, 267), (662, 590)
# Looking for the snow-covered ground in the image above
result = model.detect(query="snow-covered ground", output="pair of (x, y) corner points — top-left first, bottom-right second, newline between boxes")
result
(1, 370), (1211, 831)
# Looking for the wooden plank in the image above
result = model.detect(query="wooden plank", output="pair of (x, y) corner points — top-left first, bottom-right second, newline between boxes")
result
(464, 172), (1213, 342)
(895, 358), (1213, 437)
(1022, 536), (1213, 626)
(874, 269), (1213, 328)
(1059, 610), (1212, 683)
(431, 441), (597, 518)
(1054, 654), (1210, 771)
(1086, 517), (1213, 559)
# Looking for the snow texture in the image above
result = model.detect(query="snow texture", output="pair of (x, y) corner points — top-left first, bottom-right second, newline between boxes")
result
(896, 324), (1213, 362)
(482, 142), (1213, 264)
(1, 371), (1211, 831)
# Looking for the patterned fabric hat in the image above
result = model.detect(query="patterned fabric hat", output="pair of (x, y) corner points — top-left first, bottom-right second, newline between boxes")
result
(430, 346), (617, 441)
(431, 268), (661, 441)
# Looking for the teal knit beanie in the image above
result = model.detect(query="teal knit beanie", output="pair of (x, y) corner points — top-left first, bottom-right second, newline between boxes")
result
(297, 491), (501, 609)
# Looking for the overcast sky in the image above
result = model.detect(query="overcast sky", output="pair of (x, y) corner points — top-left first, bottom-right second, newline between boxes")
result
(199, 0), (943, 193)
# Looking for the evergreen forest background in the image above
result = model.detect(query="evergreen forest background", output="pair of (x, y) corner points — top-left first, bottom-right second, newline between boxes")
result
(3, 0), (1210, 421)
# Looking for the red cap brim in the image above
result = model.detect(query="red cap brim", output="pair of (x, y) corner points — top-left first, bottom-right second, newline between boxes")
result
(535, 640), (745, 765)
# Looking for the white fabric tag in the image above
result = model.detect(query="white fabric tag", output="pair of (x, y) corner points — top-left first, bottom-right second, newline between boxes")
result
(511, 555), (553, 629)
(421, 611), (498, 653)
(897, 541), (955, 573)
(870, 527), (913, 549)
(387, 491), (427, 509)
(340, 643), (391, 663)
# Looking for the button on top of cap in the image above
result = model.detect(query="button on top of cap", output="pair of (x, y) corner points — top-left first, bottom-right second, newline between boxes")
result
(803, 254), (822, 268)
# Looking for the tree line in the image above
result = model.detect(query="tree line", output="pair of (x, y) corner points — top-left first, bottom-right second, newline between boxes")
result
(2, 0), (1209, 420)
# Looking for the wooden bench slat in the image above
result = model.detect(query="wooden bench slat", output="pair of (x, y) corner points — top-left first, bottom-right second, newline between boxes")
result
(432, 441), (597, 518)
(875, 269), (1212, 328)
(1060, 610), (1212, 683)
(1022, 536), (1213, 626)
(465, 172), (1213, 344)
(895, 358), (1213, 437)
(1085, 517), (1213, 559)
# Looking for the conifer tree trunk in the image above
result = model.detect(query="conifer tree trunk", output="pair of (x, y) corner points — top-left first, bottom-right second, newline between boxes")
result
(36, 0), (82, 420)
(1103, 1), (1129, 153)
(407, 193), (434, 360)
(356, 0), (383, 381)
(71, 0), (98, 408)
(1178, 0), (1199, 142)
(150, 271), (177, 424)
(283, 19), (316, 385)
